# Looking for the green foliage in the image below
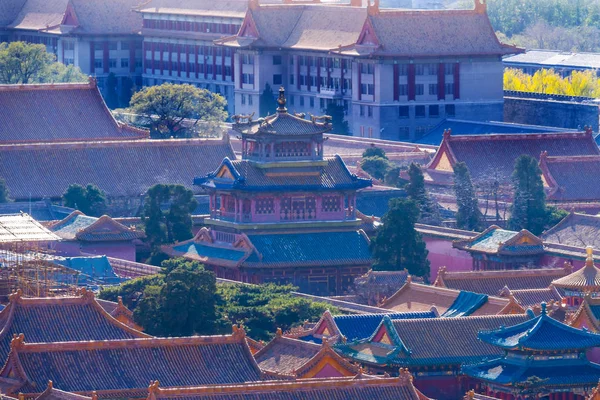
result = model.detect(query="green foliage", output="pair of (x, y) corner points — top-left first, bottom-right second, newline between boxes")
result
(104, 72), (119, 109)
(362, 147), (388, 159)
(546, 206), (569, 229)
(0, 42), (86, 84)
(361, 156), (391, 181)
(406, 163), (441, 226)
(142, 184), (198, 248)
(325, 101), (350, 136)
(62, 184), (107, 217)
(259, 83), (278, 117)
(119, 76), (135, 108)
(216, 283), (335, 341)
(99, 260), (335, 340)
(0, 178), (11, 203)
(384, 166), (404, 188)
(370, 198), (430, 278)
(129, 83), (228, 138)
(453, 162), (483, 231)
(508, 155), (548, 235)
(504, 68), (600, 97)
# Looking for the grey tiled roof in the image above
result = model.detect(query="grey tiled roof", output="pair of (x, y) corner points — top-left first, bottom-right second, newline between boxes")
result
(543, 212), (600, 248)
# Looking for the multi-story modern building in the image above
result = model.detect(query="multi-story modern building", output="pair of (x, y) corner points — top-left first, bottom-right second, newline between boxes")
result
(138, 0), (248, 116)
(219, 0), (521, 140)
(0, 0), (144, 96)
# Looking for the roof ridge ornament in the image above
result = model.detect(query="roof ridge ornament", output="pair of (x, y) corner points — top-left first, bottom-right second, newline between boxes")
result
(474, 0), (486, 14)
(586, 246), (595, 268)
(277, 87), (287, 113)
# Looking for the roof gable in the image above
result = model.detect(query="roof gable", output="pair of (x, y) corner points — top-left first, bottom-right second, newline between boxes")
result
(542, 212), (600, 248)
(238, 9), (258, 38)
(454, 225), (544, 255)
(60, 1), (78, 26)
(253, 333), (320, 376)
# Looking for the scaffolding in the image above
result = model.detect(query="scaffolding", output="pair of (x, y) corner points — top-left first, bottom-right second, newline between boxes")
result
(0, 213), (78, 300)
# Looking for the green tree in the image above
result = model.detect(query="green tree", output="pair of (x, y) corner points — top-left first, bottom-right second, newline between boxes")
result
(362, 146), (388, 159)
(62, 184), (107, 217)
(104, 72), (119, 109)
(129, 83), (228, 138)
(259, 83), (278, 117)
(120, 76), (135, 108)
(325, 101), (350, 135)
(361, 156), (390, 181)
(406, 163), (441, 225)
(508, 155), (548, 235)
(370, 198), (430, 278)
(453, 162), (483, 231)
(0, 42), (86, 84)
(142, 184), (198, 248)
(0, 178), (11, 203)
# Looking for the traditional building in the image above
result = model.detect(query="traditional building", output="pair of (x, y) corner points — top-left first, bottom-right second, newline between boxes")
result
(286, 309), (437, 344)
(568, 294), (600, 333)
(138, 0), (247, 116)
(543, 212), (600, 249)
(0, 289), (148, 363)
(144, 372), (432, 400)
(452, 226), (547, 271)
(463, 303), (600, 400)
(335, 313), (532, 398)
(47, 211), (144, 261)
(379, 277), (521, 316)
(0, 327), (263, 398)
(0, 136), (235, 216)
(218, 0), (520, 140)
(0, 0), (144, 97)
(553, 247), (600, 309)
(0, 80), (148, 143)
(166, 88), (373, 295)
(434, 266), (571, 296)
(423, 131), (599, 194)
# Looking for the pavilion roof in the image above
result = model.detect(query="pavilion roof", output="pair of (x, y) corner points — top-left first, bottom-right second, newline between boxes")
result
(220, 1), (517, 58)
(507, 286), (563, 308)
(145, 373), (430, 400)
(36, 381), (95, 400)
(139, 0), (247, 18)
(434, 266), (571, 297)
(569, 295), (600, 332)
(553, 247), (600, 290)
(541, 154), (600, 202)
(196, 156), (371, 192)
(335, 314), (532, 368)
(0, 137), (234, 200)
(0, 327), (262, 397)
(0, 289), (148, 363)
(47, 211), (144, 242)
(0, 81), (147, 144)
(462, 355), (600, 389)
(254, 334), (320, 376)
(478, 303), (600, 351)
(453, 226), (545, 256)
(542, 212), (600, 249)
(425, 131), (599, 186)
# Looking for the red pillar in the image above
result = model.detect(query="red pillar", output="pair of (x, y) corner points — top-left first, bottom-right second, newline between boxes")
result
(453, 62), (460, 99)
(238, 53), (242, 89)
(372, 63), (376, 102)
(129, 40), (136, 73)
(204, 46), (208, 80)
(307, 56), (311, 92)
(212, 46), (217, 81)
(393, 64), (399, 101)
(568, 392), (574, 400)
(408, 63), (416, 101)
(89, 41), (95, 73)
(185, 45), (190, 78)
(168, 43), (173, 76)
(438, 62), (445, 100)
(177, 45), (181, 77)
(296, 55), (300, 90)
(195, 45), (200, 79)
(341, 59), (345, 94)
(159, 43), (164, 75)
(327, 58), (331, 88)
(357, 62), (362, 101)
(221, 49), (226, 81)
(231, 49), (235, 83)
(316, 57), (321, 92)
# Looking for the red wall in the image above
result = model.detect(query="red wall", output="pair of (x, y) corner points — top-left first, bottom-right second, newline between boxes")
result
(424, 237), (473, 282)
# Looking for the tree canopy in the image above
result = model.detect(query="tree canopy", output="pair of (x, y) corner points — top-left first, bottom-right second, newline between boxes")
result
(453, 162), (483, 231)
(129, 83), (228, 138)
(62, 184), (107, 217)
(508, 155), (548, 235)
(99, 258), (335, 340)
(0, 178), (11, 203)
(259, 83), (278, 117)
(325, 101), (350, 136)
(142, 184), (198, 248)
(0, 42), (86, 84)
(504, 68), (600, 97)
(406, 163), (441, 226)
(370, 198), (430, 278)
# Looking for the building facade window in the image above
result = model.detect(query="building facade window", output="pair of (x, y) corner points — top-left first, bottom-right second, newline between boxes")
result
(399, 106), (409, 118)
(445, 83), (454, 96)
(300, 96), (304, 106)
(121, 59), (129, 68)
(272, 55), (282, 65)
(429, 84), (438, 95)
(415, 84), (424, 96)
(429, 105), (440, 117)
(444, 63), (454, 75)
(415, 105), (426, 118)
(248, 95), (253, 106)
(367, 106), (373, 118)
(108, 59), (117, 68)
(399, 84), (408, 96)
(398, 126), (410, 139)
(289, 74), (294, 85)
(398, 64), (408, 76)
(94, 59), (103, 68)
(309, 97), (315, 108)
(445, 104), (456, 117)
(241, 94), (246, 105)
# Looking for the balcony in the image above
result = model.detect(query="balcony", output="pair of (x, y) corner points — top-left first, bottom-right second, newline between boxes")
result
(317, 87), (343, 99)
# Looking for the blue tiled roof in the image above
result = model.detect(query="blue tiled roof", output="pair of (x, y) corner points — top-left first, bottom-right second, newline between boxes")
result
(356, 189), (406, 218)
(462, 356), (600, 387)
(173, 242), (247, 263)
(55, 256), (122, 284)
(244, 231), (372, 267)
(590, 304), (600, 321)
(467, 229), (519, 252)
(332, 312), (436, 342)
(442, 291), (489, 318)
(50, 213), (97, 240)
(478, 304), (600, 351)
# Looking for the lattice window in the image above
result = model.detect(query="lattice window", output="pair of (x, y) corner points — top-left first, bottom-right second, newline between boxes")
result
(215, 231), (235, 243)
(256, 198), (275, 214)
(222, 196), (236, 213)
(280, 197), (291, 221)
(274, 141), (311, 158)
(306, 197), (316, 220)
(322, 196), (341, 213)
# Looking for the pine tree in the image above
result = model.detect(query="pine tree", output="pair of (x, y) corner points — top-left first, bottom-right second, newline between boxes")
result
(325, 101), (350, 135)
(508, 155), (548, 235)
(0, 178), (11, 203)
(370, 198), (430, 278)
(453, 162), (483, 231)
(406, 163), (441, 225)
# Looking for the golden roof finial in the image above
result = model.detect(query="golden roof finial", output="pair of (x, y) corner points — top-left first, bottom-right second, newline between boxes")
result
(47, 381), (53, 390)
(586, 246), (595, 267)
(277, 87), (287, 113)
(275, 327), (283, 337)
